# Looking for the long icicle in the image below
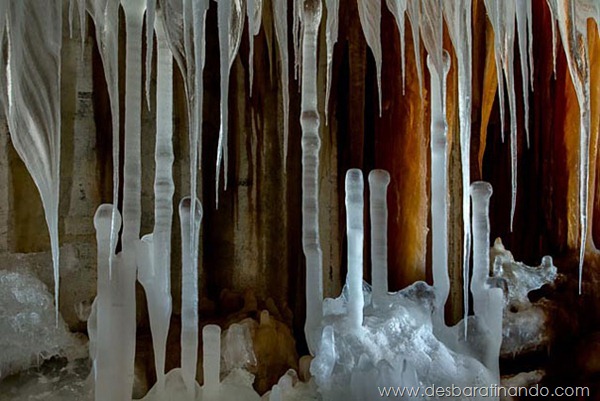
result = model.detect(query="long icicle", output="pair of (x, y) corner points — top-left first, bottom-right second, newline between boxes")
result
(324, 0), (339, 122)
(273, 0), (290, 167)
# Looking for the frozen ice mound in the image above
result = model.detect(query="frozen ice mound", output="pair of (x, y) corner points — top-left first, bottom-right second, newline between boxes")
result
(0, 270), (85, 379)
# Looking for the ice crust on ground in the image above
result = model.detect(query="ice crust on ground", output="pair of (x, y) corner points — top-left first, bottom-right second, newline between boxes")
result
(0, 270), (85, 380)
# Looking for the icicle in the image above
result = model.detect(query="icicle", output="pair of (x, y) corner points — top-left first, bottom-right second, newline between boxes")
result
(443, 0), (472, 336)
(301, 0), (324, 355)
(179, 197), (203, 396)
(87, 0), (121, 279)
(406, 0), (423, 97)
(246, 0), (262, 96)
(385, 0), (408, 93)
(369, 170), (390, 309)
(215, 0), (244, 206)
(516, 0), (531, 147)
(357, 0), (382, 115)
(5, 0), (63, 323)
(293, 0), (302, 81)
(554, 0), (592, 294)
(345, 169), (364, 331)
(69, 0), (75, 38)
(145, 0), (156, 109)
(526, 0), (534, 88)
(273, 0), (290, 167)
(546, 0), (558, 77)
(325, 0), (339, 121)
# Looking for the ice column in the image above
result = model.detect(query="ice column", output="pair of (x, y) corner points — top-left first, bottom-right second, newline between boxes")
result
(369, 170), (390, 308)
(443, 0), (473, 332)
(470, 182), (503, 377)
(357, 0), (382, 114)
(216, 0), (244, 203)
(345, 169), (364, 330)
(202, 324), (222, 397)
(4, 0), (63, 321)
(325, 0), (339, 121)
(273, 0), (290, 165)
(179, 197), (203, 396)
(301, 0), (324, 355)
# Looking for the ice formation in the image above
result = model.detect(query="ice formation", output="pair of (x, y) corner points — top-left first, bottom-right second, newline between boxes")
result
(273, 0), (290, 165)
(246, 0), (262, 96)
(300, 0), (324, 355)
(324, 0), (339, 122)
(369, 170), (390, 309)
(3, 0), (63, 321)
(356, 0), (382, 114)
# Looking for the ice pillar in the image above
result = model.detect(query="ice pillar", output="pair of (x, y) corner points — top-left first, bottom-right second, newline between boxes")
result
(345, 169), (364, 330)
(202, 324), (222, 397)
(369, 170), (390, 308)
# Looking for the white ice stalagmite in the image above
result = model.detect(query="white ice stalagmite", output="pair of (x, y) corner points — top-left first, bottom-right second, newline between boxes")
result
(325, 0), (339, 122)
(136, 15), (175, 396)
(516, 0), (533, 148)
(470, 182), (503, 378)
(246, 0), (262, 96)
(554, 0), (592, 294)
(273, 0), (290, 166)
(145, 0), (156, 108)
(301, 0), (324, 355)
(368, 170), (390, 309)
(216, 0), (244, 205)
(357, 0), (383, 114)
(202, 325), (221, 397)
(385, 0), (408, 92)
(443, 0), (473, 334)
(421, 0), (450, 329)
(406, 0), (423, 96)
(4, 0), (62, 322)
(179, 197), (203, 396)
(345, 169), (365, 331)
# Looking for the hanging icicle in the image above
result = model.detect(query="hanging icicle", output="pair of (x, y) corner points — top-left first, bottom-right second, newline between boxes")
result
(247, 0), (263, 96)
(273, 0), (290, 167)
(357, 0), (383, 115)
(324, 0), (339, 121)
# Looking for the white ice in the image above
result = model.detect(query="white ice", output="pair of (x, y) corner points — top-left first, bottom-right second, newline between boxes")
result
(356, 0), (383, 114)
(247, 0), (263, 96)
(325, 0), (339, 122)
(345, 169), (365, 331)
(368, 170), (390, 309)
(385, 0), (408, 93)
(273, 0), (290, 166)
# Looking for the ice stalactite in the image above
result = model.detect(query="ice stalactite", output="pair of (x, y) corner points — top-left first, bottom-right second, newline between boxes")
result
(4, 0), (62, 322)
(470, 182), (503, 378)
(293, 0), (302, 81)
(516, 0), (533, 147)
(246, 0), (262, 96)
(420, 0), (450, 329)
(136, 15), (175, 396)
(547, 0), (558, 77)
(482, 0), (519, 231)
(300, 0), (324, 355)
(324, 0), (339, 122)
(145, 0), (156, 108)
(406, 0), (423, 97)
(443, 0), (473, 335)
(385, 0), (408, 93)
(179, 197), (203, 397)
(369, 170), (390, 309)
(357, 0), (382, 114)
(215, 0), (244, 205)
(553, 0), (592, 294)
(345, 169), (365, 331)
(87, 0), (121, 279)
(273, 0), (290, 166)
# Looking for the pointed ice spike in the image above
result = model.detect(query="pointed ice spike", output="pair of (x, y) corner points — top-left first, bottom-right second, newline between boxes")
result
(5, 0), (63, 323)
(516, 0), (531, 148)
(145, 0), (156, 109)
(357, 0), (383, 115)
(369, 170), (390, 309)
(247, 0), (262, 96)
(202, 324), (222, 395)
(426, 51), (451, 329)
(546, 0), (558, 77)
(179, 197), (203, 395)
(325, 0), (339, 122)
(385, 0), (408, 93)
(273, 0), (290, 167)
(346, 169), (365, 330)
(215, 0), (244, 205)
(406, 0), (423, 97)
(301, 0), (324, 355)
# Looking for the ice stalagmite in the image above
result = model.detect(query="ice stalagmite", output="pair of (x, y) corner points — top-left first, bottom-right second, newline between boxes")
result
(4, 0), (62, 322)
(87, 0), (121, 278)
(179, 197), (203, 396)
(554, 0), (592, 294)
(345, 169), (365, 331)
(202, 325), (221, 397)
(470, 182), (503, 377)
(216, 0), (244, 204)
(301, 0), (324, 355)
(357, 0), (383, 114)
(369, 170), (390, 309)
(246, 0), (262, 96)
(136, 15), (175, 395)
(273, 0), (290, 166)
(325, 0), (339, 122)
(385, 0), (408, 92)
(421, 0), (450, 328)
(443, 0), (473, 334)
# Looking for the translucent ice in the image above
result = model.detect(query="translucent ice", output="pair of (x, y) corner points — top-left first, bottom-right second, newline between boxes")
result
(345, 169), (365, 331)
(300, 0), (324, 355)
(385, 0), (408, 92)
(246, 0), (263, 96)
(273, 0), (290, 165)
(357, 0), (382, 114)
(368, 170), (390, 309)
(4, 0), (63, 321)
(325, 0), (339, 121)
